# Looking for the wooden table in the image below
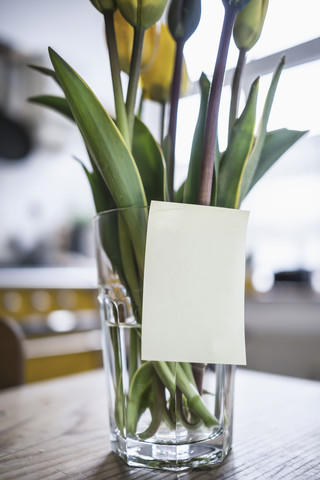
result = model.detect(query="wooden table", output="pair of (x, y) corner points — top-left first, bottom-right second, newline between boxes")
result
(1, 369), (319, 480)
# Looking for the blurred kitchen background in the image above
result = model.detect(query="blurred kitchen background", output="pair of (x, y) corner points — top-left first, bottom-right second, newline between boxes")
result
(0, 0), (319, 387)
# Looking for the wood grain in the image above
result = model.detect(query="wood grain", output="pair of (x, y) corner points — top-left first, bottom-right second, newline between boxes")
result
(0, 369), (319, 479)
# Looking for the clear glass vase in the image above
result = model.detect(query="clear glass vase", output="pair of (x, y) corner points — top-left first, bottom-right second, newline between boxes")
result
(94, 207), (235, 472)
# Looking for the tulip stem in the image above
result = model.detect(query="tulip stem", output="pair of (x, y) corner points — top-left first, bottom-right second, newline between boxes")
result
(160, 101), (166, 144)
(126, 26), (145, 148)
(198, 5), (237, 206)
(138, 92), (144, 118)
(167, 38), (184, 200)
(104, 12), (130, 146)
(228, 47), (246, 141)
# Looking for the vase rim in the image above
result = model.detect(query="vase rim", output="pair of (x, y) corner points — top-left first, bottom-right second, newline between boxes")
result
(93, 204), (149, 220)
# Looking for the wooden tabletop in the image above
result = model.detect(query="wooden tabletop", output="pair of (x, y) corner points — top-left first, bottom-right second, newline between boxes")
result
(0, 369), (319, 480)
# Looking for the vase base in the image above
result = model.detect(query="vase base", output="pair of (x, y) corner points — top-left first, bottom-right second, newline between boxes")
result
(112, 433), (231, 472)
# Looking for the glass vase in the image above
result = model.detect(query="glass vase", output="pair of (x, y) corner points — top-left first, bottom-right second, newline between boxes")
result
(94, 207), (235, 472)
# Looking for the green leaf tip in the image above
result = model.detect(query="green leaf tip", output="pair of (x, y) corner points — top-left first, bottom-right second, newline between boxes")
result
(28, 95), (73, 121)
(216, 74), (259, 208)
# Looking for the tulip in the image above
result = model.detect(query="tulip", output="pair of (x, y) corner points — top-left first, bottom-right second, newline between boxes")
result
(113, 9), (159, 75)
(233, 0), (268, 51)
(141, 24), (188, 103)
(168, 0), (201, 43)
(228, 0), (268, 140)
(117, 0), (168, 145)
(166, 0), (201, 199)
(117, 0), (168, 30)
(89, 0), (117, 12)
(198, 0), (252, 205)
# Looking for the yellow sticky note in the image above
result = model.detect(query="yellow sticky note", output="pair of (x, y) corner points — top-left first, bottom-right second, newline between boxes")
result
(141, 201), (249, 365)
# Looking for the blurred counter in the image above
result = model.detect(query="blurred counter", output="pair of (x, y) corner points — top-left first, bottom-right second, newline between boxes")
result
(0, 266), (97, 289)
(0, 266), (98, 320)
(0, 267), (102, 384)
(245, 285), (320, 380)
(1, 268), (319, 383)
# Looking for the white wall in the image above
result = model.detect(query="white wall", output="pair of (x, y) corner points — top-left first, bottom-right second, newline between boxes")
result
(0, 0), (319, 271)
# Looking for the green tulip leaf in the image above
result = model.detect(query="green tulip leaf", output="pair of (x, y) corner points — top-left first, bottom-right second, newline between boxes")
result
(48, 47), (148, 273)
(28, 64), (60, 85)
(216, 76), (259, 208)
(175, 180), (185, 203)
(132, 116), (167, 203)
(127, 361), (154, 434)
(74, 156), (116, 213)
(115, 374), (125, 433)
(137, 383), (152, 418)
(161, 134), (171, 176)
(28, 95), (73, 121)
(139, 373), (165, 440)
(28, 95), (121, 214)
(184, 73), (211, 205)
(118, 212), (143, 319)
(248, 128), (308, 192)
(95, 208), (135, 319)
(210, 147), (221, 206)
(77, 159), (128, 295)
(237, 56), (285, 206)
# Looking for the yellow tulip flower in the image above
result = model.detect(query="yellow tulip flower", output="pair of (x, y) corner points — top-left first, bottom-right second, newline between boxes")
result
(141, 24), (189, 103)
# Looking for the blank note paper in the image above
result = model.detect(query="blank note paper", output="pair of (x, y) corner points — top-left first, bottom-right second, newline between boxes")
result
(141, 201), (249, 365)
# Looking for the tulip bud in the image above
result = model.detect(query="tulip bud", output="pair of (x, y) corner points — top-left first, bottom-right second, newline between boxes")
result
(113, 10), (158, 74)
(233, 0), (268, 51)
(117, 0), (168, 30)
(89, 0), (117, 12)
(141, 24), (189, 103)
(168, 0), (201, 43)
